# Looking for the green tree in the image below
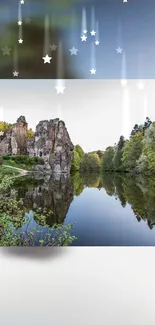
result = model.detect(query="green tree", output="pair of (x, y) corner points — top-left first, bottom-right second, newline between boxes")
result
(0, 121), (13, 133)
(101, 146), (115, 172)
(113, 135), (125, 171)
(80, 153), (100, 172)
(96, 150), (104, 159)
(26, 129), (35, 140)
(137, 123), (155, 173)
(121, 132), (143, 171)
(74, 145), (84, 159)
(71, 150), (81, 171)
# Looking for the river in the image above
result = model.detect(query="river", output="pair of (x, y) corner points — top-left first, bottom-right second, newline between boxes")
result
(10, 171), (155, 246)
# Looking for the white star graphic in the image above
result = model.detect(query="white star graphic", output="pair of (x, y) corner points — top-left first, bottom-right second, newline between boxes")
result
(83, 29), (87, 34)
(20, 0), (25, 4)
(116, 47), (123, 54)
(18, 21), (22, 25)
(95, 40), (100, 46)
(123, 0), (127, 2)
(137, 81), (144, 90)
(90, 30), (96, 36)
(42, 54), (52, 64)
(0, 131), (4, 136)
(90, 68), (96, 74)
(69, 46), (78, 55)
(1, 45), (11, 55)
(55, 85), (66, 94)
(81, 35), (87, 41)
(13, 71), (19, 77)
(50, 44), (57, 51)
(18, 39), (23, 44)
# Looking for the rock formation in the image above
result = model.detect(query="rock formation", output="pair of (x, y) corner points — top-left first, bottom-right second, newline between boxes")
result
(12, 116), (28, 155)
(0, 116), (74, 174)
(23, 174), (74, 227)
(0, 116), (28, 155)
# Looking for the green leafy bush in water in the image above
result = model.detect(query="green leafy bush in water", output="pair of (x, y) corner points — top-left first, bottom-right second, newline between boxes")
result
(0, 172), (77, 246)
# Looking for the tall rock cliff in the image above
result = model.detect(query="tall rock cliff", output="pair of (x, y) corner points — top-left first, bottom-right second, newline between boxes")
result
(0, 116), (74, 174)
(28, 118), (74, 174)
(12, 116), (28, 155)
(0, 116), (28, 155)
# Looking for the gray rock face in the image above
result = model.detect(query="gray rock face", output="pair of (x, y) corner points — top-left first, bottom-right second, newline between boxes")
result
(0, 116), (74, 175)
(0, 130), (12, 155)
(0, 116), (28, 155)
(28, 118), (74, 174)
(12, 116), (28, 155)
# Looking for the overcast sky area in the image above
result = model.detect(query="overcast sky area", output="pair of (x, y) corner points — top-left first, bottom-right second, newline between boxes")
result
(0, 79), (155, 152)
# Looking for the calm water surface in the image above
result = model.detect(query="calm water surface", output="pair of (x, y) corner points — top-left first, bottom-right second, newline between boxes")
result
(11, 172), (155, 246)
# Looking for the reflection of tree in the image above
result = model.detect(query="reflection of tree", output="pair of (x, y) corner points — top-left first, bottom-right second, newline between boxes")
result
(114, 175), (127, 208)
(101, 172), (155, 229)
(71, 173), (84, 196)
(121, 176), (147, 221)
(72, 172), (100, 196)
(83, 173), (100, 188)
(100, 173), (116, 196)
(9, 170), (155, 232)
(80, 173), (100, 188)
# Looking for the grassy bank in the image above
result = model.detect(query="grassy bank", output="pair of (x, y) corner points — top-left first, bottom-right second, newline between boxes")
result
(1, 155), (44, 171)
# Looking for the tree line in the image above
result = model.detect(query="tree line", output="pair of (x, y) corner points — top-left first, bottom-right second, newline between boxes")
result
(101, 117), (155, 174)
(71, 145), (103, 172)
(71, 117), (155, 175)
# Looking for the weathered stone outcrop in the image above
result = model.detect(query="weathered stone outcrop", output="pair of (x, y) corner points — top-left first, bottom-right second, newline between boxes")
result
(27, 118), (74, 174)
(23, 174), (74, 226)
(0, 130), (12, 155)
(0, 116), (28, 155)
(12, 116), (28, 155)
(0, 116), (74, 175)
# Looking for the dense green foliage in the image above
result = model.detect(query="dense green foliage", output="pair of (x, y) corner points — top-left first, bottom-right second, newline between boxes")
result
(74, 145), (84, 159)
(101, 117), (155, 174)
(101, 147), (115, 172)
(0, 172), (77, 246)
(0, 121), (13, 133)
(71, 171), (155, 229)
(71, 145), (101, 172)
(80, 153), (100, 172)
(2, 155), (44, 164)
(2, 155), (44, 170)
(71, 149), (81, 171)
(26, 128), (35, 140)
(101, 173), (155, 229)
(71, 170), (155, 229)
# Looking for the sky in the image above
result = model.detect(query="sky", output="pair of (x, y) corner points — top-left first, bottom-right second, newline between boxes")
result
(0, 0), (155, 78)
(0, 79), (155, 152)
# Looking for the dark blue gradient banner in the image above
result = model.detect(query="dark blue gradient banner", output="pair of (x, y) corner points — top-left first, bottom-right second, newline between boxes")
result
(0, 0), (154, 79)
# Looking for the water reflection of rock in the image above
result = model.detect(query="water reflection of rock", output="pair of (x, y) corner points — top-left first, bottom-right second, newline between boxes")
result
(24, 173), (74, 227)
